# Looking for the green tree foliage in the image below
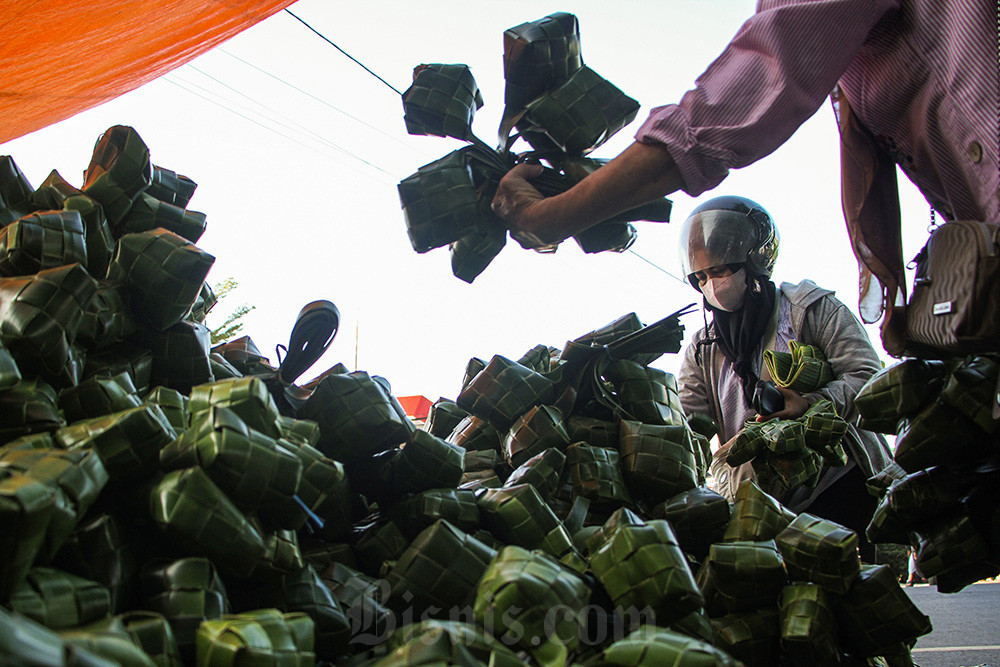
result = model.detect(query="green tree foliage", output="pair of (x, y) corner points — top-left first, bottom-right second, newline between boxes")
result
(209, 277), (256, 344)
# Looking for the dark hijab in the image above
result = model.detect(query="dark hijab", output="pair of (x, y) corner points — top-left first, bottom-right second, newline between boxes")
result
(698, 271), (777, 408)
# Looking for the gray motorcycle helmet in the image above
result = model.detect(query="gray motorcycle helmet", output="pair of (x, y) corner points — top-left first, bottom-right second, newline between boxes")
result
(679, 195), (779, 287)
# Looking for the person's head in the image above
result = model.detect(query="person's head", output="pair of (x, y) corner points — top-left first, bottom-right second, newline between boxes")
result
(679, 195), (779, 312)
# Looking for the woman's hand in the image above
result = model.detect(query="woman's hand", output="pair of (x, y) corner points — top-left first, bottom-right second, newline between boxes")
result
(756, 385), (809, 421)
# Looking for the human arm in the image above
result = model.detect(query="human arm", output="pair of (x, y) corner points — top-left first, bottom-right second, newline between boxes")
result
(491, 141), (683, 246)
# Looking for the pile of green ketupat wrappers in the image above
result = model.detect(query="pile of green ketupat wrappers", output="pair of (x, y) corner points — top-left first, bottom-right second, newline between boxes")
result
(0, 117), (939, 667)
(397, 13), (673, 283)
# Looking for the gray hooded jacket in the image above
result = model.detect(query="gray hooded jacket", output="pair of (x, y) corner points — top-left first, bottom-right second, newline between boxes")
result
(679, 279), (893, 504)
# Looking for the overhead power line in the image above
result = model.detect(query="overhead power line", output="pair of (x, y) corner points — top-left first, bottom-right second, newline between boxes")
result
(284, 8), (404, 96)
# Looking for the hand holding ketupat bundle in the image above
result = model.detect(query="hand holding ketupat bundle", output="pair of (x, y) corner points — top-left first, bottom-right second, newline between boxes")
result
(397, 12), (673, 283)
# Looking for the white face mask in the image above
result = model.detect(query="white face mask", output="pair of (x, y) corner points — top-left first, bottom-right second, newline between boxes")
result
(702, 268), (748, 311)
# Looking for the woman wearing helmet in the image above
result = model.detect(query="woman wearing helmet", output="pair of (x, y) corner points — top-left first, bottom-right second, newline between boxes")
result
(677, 195), (892, 558)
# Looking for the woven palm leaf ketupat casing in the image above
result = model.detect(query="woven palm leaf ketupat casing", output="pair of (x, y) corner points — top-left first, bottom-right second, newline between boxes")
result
(0, 211), (88, 277)
(374, 620), (525, 667)
(149, 467), (266, 578)
(119, 192), (206, 243)
(386, 488), (480, 538)
(566, 441), (632, 511)
(652, 486), (730, 561)
(834, 564), (932, 657)
(502, 403), (570, 467)
(589, 520), (704, 626)
(711, 608), (781, 667)
(393, 429), (465, 494)
(458, 355), (556, 431)
(145, 165), (197, 209)
(58, 372), (142, 422)
(82, 126), (153, 227)
(195, 608), (315, 667)
(0, 157), (35, 225)
(617, 420), (699, 502)
(762, 341), (833, 393)
(705, 540), (789, 614)
(522, 66), (640, 156)
(774, 513), (861, 594)
(188, 376), (282, 439)
(402, 64), (484, 141)
(8, 566), (111, 630)
(854, 358), (955, 432)
(475, 545), (590, 667)
(386, 519), (497, 614)
(118, 610), (184, 666)
(502, 12), (581, 127)
(588, 625), (742, 666)
(0, 264), (98, 386)
(503, 447), (566, 499)
(106, 229), (215, 332)
(778, 583), (839, 665)
(140, 557), (229, 662)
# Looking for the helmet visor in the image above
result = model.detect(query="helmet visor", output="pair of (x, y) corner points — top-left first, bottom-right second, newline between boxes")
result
(679, 209), (757, 278)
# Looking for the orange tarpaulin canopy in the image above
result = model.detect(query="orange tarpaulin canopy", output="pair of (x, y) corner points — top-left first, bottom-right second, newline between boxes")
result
(0, 0), (296, 145)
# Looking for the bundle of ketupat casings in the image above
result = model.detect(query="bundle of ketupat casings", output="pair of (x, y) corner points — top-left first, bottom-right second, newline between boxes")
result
(397, 12), (673, 284)
(0, 122), (933, 667)
(855, 355), (1000, 593)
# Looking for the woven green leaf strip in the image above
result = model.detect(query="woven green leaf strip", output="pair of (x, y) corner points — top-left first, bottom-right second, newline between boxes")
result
(107, 228), (215, 331)
(458, 355), (556, 431)
(120, 610), (184, 667)
(9, 566), (111, 630)
(0, 605), (109, 665)
(762, 341), (833, 393)
(257, 564), (351, 661)
(140, 557), (229, 662)
(59, 371), (142, 423)
(653, 486), (730, 560)
(0, 446), (109, 561)
(145, 165), (197, 208)
(584, 507), (645, 555)
(393, 429), (465, 493)
(475, 545), (590, 666)
(376, 619), (524, 667)
(56, 403), (176, 483)
(707, 540), (788, 613)
(522, 66), (640, 155)
(82, 125), (153, 226)
(196, 609), (315, 667)
(778, 583), (839, 666)
(403, 64), (484, 141)
(275, 415), (320, 446)
(723, 480), (797, 543)
(298, 370), (415, 463)
(0, 263), (98, 383)
(775, 513), (861, 594)
(61, 190), (116, 280)
(0, 379), (62, 445)
(573, 219), (637, 254)
(834, 564), (932, 657)
(386, 488), (480, 538)
(161, 406), (305, 531)
(352, 519), (410, 576)
(881, 467), (963, 535)
(119, 192), (207, 243)
(566, 414), (619, 449)
(503, 447), (566, 499)
(590, 520), (704, 626)
(711, 609), (781, 667)
(149, 468), (265, 577)
(211, 335), (274, 376)
(0, 210), (88, 277)
(503, 404), (571, 468)
(77, 281), (135, 350)
(590, 625), (742, 667)
(618, 420), (699, 503)
(854, 358), (954, 432)
(387, 519), (498, 614)
(189, 376), (282, 439)
(566, 441), (632, 510)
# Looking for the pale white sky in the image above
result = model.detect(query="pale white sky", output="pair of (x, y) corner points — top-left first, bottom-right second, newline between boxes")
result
(0, 0), (931, 401)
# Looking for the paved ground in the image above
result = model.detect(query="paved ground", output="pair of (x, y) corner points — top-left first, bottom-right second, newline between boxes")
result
(906, 582), (999, 667)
